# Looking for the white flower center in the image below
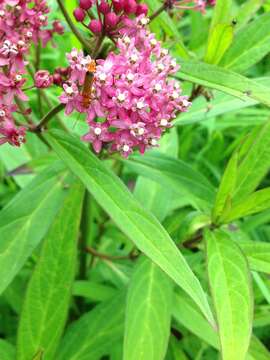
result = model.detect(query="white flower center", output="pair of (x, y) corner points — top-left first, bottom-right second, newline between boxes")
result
(18, 135), (24, 144)
(150, 139), (158, 146)
(117, 93), (126, 103)
(0, 110), (6, 117)
(150, 39), (157, 47)
(94, 127), (102, 135)
(154, 83), (162, 92)
(182, 99), (189, 107)
(171, 91), (178, 100)
(170, 59), (177, 68)
(126, 73), (135, 82)
(130, 54), (138, 63)
(123, 36), (131, 44)
(39, 15), (46, 22)
(15, 74), (22, 81)
(161, 48), (169, 57)
(157, 63), (165, 72)
(160, 119), (168, 127)
(139, 17), (149, 26)
(27, 31), (33, 38)
(138, 127), (145, 135)
(123, 144), (130, 152)
(17, 40), (25, 47)
(0, 10), (5, 17)
(136, 101), (145, 110)
(65, 86), (74, 95)
(98, 73), (107, 82)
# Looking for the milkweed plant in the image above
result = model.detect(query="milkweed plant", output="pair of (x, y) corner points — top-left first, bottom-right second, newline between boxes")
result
(1, 0), (270, 359)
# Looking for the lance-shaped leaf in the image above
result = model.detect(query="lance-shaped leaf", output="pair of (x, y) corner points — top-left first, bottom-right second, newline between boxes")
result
(17, 182), (84, 360)
(210, 0), (233, 30)
(124, 257), (172, 360)
(126, 152), (216, 210)
(205, 229), (253, 360)
(212, 151), (238, 223)
(238, 240), (270, 274)
(177, 59), (270, 107)
(0, 162), (71, 296)
(205, 24), (233, 65)
(233, 121), (270, 201)
(45, 129), (215, 326)
(221, 13), (270, 72)
(56, 291), (126, 360)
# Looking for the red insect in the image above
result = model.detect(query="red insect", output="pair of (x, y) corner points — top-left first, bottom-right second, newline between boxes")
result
(82, 60), (96, 108)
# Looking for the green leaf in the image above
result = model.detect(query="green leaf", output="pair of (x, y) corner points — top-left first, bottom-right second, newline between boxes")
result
(222, 188), (270, 223)
(212, 151), (238, 223)
(210, 0), (233, 30)
(45, 129), (215, 326)
(238, 240), (270, 274)
(205, 229), (253, 360)
(177, 59), (270, 107)
(221, 13), (270, 72)
(233, 121), (270, 201)
(124, 258), (172, 360)
(175, 78), (270, 126)
(56, 291), (126, 360)
(0, 340), (15, 360)
(234, 0), (264, 30)
(127, 152), (216, 211)
(17, 182), (84, 360)
(205, 24), (234, 65)
(73, 281), (117, 302)
(0, 162), (71, 296)
(173, 291), (269, 360)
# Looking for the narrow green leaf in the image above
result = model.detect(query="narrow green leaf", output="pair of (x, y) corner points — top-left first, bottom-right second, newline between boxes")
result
(56, 291), (125, 360)
(0, 162), (71, 296)
(238, 240), (270, 274)
(206, 229), (253, 360)
(177, 59), (270, 107)
(173, 291), (269, 360)
(210, 0), (233, 30)
(212, 151), (238, 223)
(221, 13), (270, 72)
(0, 340), (15, 360)
(17, 182), (84, 360)
(124, 258), (172, 360)
(45, 130), (215, 326)
(222, 188), (270, 223)
(205, 24), (234, 65)
(234, 0), (264, 30)
(233, 121), (270, 201)
(127, 152), (216, 210)
(73, 281), (117, 302)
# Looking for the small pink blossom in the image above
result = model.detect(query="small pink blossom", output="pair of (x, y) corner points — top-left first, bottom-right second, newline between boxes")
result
(34, 70), (53, 88)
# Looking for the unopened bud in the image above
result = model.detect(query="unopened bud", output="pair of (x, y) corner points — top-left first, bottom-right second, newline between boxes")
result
(73, 7), (86, 22)
(89, 19), (103, 34)
(79, 0), (93, 10)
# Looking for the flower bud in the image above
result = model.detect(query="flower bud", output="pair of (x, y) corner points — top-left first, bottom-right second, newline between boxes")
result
(98, 1), (110, 14)
(112, 0), (124, 13)
(79, 0), (92, 10)
(136, 3), (148, 15)
(53, 20), (65, 34)
(123, 0), (137, 14)
(88, 19), (103, 34)
(73, 7), (86, 22)
(105, 12), (119, 28)
(53, 73), (62, 86)
(34, 70), (53, 88)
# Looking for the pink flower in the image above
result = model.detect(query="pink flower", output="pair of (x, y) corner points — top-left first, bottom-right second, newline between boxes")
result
(0, 120), (25, 147)
(82, 121), (112, 153)
(34, 70), (53, 88)
(59, 82), (84, 115)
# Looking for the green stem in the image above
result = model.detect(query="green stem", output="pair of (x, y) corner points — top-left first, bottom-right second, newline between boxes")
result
(32, 103), (65, 133)
(56, 0), (92, 53)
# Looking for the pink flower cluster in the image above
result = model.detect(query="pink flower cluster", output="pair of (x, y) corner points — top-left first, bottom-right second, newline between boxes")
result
(74, 0), (148, 36)
(0, 0), (62, 146)
(60, 16), (190, 157)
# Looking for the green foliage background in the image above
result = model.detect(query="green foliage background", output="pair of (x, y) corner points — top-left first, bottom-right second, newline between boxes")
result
(1, 0), (270, 359)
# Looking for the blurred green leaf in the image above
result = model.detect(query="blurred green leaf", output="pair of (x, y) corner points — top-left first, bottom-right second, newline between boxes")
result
(238, 240), (270, 274)
(0, 162), (71, 296)
(212, 151), (238, 223)
(221, 13), (270, 72)
(0, 340), (15, 360)
(45, 129), (215, 326)
(127, 152), (216, 211)
(205, 229), (253, 360)
(178, 59), (270, 106)
(205, 24), (234, 65)
(56, 291), (125, 360)
(210, 0), (233, 30)
(17, 182), (84, 360)
(124, 257), (172, 360)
